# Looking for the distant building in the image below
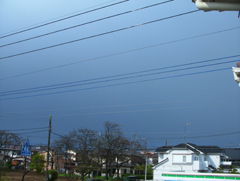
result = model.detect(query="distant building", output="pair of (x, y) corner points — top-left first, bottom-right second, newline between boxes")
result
(224, 148), (240, 167)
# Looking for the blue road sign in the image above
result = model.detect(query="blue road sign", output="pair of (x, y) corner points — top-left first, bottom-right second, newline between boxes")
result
(21, 141), (31, 156)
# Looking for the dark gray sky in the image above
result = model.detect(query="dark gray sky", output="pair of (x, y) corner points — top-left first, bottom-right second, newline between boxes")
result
(0, 0), (240, 149)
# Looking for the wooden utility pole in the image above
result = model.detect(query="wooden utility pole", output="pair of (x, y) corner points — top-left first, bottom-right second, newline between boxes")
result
(46, 116), (52, 181)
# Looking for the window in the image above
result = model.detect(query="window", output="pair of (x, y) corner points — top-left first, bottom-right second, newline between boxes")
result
(204, 156), (207, 161)
(183, 156), (186, 162)
(194, 156), (199, 161)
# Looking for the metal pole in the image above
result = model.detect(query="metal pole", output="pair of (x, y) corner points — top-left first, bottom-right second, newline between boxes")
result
(46, 116), (52, 181)
(184, 123), (190, 144)
(145, 156), (147, 181)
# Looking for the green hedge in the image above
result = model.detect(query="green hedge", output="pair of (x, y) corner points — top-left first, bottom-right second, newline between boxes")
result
(136, 175), (153, 180)
(122, 174), (153, 180)
(48, 169), (58, 181)
(121, 174), (132, 178)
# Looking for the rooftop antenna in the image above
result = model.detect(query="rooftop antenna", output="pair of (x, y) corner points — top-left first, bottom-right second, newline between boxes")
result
(184, 123), (190, 144)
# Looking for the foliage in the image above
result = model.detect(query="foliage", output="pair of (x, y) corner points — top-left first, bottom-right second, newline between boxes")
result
(121, 174), (132, 178)
(86, 178), (103, 181)
(0, 175), (9, 181)
(30, 153), (45, 173)
(216, 165), (224, 173)
(93, 176), (120, 181)
(134, 164), (153, 175)
(58, 173), (78, 178)
(228, 165), (239, 174)
(135, 175), (153, 180)
(122, 174), (152, 180)
(1, 161), (11, 171)
(48, 169), (58, 181)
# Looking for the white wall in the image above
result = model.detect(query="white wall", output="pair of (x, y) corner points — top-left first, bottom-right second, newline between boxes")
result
(207, 154), (220, 169)
(154, 150), (195, 180)
(154, 149), (222, 180)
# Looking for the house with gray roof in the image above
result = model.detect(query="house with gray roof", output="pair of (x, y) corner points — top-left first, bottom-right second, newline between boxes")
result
(224, 148), (240, 167)
(152, 143), (231, 180)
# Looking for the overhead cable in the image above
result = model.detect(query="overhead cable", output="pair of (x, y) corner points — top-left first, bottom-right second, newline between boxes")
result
(0, 27), (240, 80)
(0, 58), (238, 97)
(0, 67), (231, 101)
(1, 27), (239, 81)
(0, 10), (200, 60)
(145, 131), (240, 140)
(15, 130), (48, 135)
(35, 102), (240, 117)
(0, 127), (49, 131)
(0, 0), (173, 48)
(0, 102), (238, 119)
(0, 95), (238, 115)
(0, 0), (129, 39)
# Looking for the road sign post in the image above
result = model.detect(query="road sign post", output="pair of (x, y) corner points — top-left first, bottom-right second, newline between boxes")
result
(21, 141), (31, 181)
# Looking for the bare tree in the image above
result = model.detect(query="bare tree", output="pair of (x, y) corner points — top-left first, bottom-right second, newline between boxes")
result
(70, 128), (101, 181)
(52, 134), (75, 175)
(52, 122), (147, 180)
(100, 121), (123, 180)
(114, 135), (147, 178)
(0, 131), (22, 148)
(53, 129), (102, 181)
(100, 121), (147, 179)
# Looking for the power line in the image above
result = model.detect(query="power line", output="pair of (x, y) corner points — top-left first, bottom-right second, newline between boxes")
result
(0, 102), (239, 119)
(0, 95), (238, 115)
(0, 0), (123, 37)
(51, 131), (240, 148)
(0, 0), (129, 39)
(39, 102), (240, 117)
(1, 27), (239, 81)
(0, 127), (49, 132)
(0, 60), (237, 97)
(0, 1), (173, 48)
(14, 130), (48, 135)
(0, 10), (200, 60)
(0, 57), (238, 96)
(0, 102), (238, 121)
(0, 67), (231, 101)
(145, 131), (240, 140)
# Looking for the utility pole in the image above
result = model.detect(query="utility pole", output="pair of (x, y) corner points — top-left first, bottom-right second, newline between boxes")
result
(145, 156), (147, 181)
(46, 116), (52, 181)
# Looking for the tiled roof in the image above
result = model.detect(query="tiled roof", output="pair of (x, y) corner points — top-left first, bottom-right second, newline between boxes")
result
(155, 143), (223, 154)
(196, 146), (223, 154)
(224, 148), (240, 160)
(155, 146), (173, 153)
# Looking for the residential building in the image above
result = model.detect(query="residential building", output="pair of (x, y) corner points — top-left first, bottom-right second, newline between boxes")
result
(153, 143), (231, 180)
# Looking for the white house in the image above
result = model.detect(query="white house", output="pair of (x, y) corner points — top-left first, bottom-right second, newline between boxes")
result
(152, 143), (231, 180)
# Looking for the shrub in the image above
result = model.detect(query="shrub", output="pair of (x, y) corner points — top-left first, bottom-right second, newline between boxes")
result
(136, 175), (153, 180)
(48, 169), (58, 181)
(121, 174), (132, 178)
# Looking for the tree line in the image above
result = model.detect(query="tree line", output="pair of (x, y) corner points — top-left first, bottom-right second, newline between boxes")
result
(0, 121), (147, 181)
(52, 121), (147, 181)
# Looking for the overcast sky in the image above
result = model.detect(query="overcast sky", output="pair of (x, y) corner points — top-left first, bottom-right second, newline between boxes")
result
(0, 0), (240, 149)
